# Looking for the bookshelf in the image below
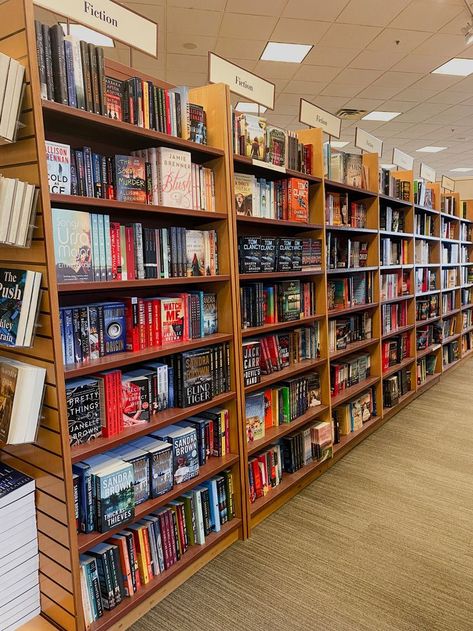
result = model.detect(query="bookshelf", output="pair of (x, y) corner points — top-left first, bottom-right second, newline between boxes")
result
(1, 2), (473, 628)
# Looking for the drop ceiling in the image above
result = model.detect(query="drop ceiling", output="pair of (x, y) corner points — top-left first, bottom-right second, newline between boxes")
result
(36, 0), (473, 177)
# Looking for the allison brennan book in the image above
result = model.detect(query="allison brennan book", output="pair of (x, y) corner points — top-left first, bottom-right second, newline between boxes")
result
(0, 268), (42, 348)
(114, 155), (147, 204)
(45, 140), (71, 195)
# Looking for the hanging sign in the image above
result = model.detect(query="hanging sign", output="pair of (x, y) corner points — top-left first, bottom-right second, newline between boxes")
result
(420, 163), (435, 182)
(208, 53), (275, 110)
(299, 99), (341, 138)
(441, 175), (455, 192)
(392, 148), (414, 170)
(33, 0), (158, 56)
(355, 128), (383, 157)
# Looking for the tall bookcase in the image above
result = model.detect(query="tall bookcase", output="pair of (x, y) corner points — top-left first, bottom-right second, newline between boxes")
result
(1, 2), (472, 629)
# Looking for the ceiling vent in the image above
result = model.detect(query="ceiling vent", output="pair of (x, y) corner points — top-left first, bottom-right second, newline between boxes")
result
(336, 108), (368, 120)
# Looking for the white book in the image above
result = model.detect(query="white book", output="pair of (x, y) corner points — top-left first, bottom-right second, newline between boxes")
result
(15, 182), (36, 247)
(0, 570), (38, 608)
(191, 488), (205, 544)
(65, 35), (85, 110)
(0, 583), (40, 622)
(0, 178), (17, 242)
(0, 53), (11, 121)
(6, 179), (26, 245)
(157, 146), (192, 208)
(0, 60), (23, 142)
(0, 503), (36, 535)
(0, 540), (37, 573)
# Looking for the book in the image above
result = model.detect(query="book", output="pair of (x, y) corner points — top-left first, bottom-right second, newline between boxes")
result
(156, 147), (192, 208)
(0, 268), (42, 347)
(52, 208), (93, 283)
(46, 140), (71, 195)
(94, 460), (135, 533)
(66, 377), (102, 446)
(234, 173), (253, 216)
(202, 293), (217, 336)
(114, 155), (147, 204)
(245, 392), (265, 442)
(105, 77), (123, 120)
(152, 425), (199, 485)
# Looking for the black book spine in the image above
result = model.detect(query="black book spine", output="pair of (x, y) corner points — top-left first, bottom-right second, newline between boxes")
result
(88, 559), (104, 618)
(158, 87), (165, 133)
(80, 40), (94, 112)
(72, 308), (82, 364)
(88, 44), (101, 115)
(147, 81), (155, 130)
(106, 547), (122, 604)
(35, 21), (48, 100)
(145, 161), (152, 205)
(64, 38), (77, 108)
(96, 47), (107, 116)
(79, 306), (90, 363)
(41, 24), (54, 101)
(75, 150), (85, 197)
(70, 151), (78, 196)
(174, 92), (182, 138)
(152, 84), (159, 131)
(100, 156), (108, 200)
(49, 24), (68, 104)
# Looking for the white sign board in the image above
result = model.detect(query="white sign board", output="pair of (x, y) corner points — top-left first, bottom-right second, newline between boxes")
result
(34, 0), (158, 57)
(420, 163), (435, 182)
(392, 148), (414, 170)
(355, 128), (383, 157)
(209, 53), (275, 110)
(441, 175), (455, 192)
(299, 99), (341, 138)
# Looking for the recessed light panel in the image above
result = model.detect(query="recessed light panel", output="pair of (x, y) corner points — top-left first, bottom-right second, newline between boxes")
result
(60, 23), (114, 47)
(432, 58), (473, 76)
(331, 141), (350, 148)
(416, 146), (447, 153)
(235, 102), (267, 114)
(362, 111), (400, 121)
(260, 42), (313, 63)
(381, 164), (396, 169)
(450, 167), (473, 172)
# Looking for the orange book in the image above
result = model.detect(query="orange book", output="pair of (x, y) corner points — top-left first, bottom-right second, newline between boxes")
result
(264, 389), (273, 429)
(126, 525), (150, 585)
(107, 535), (134, 597)
(288, 178), (309, 222)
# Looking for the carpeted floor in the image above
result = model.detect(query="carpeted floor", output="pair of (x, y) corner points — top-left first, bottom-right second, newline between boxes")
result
(131, 360), (473, 631)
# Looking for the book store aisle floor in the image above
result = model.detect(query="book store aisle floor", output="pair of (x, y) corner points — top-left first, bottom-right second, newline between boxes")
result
(132, 360), (473, 631)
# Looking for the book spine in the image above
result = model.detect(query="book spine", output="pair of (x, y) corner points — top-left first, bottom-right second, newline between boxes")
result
(63, 39), (77, 108)
(42, 24), (54, 100)
(96, 47), (107, 115)
(49, 25), (68, 104)
(80, 40), (94, 112)
(35, 21), (48, 99)
(88, 43), (101, 115)
(103, 214), (113, 281)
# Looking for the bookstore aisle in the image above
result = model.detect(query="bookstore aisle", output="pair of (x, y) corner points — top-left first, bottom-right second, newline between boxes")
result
(132, 359), (473, 631)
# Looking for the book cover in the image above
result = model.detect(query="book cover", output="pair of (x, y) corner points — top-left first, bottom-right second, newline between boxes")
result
(95, 462), (135, 532)
(66, 377), (102, 446)
(159, 297), (186, 345)
(180, 349), (212, 407)
(239, 236), (261, 274)
(259, 237), (277, 273)
(166, 425), (199, 484)
(266, 125), (286, 167)
(105, 77), (123, 120)
(114, 155), (147, 204)
(186, 230), (205, 277)
(244, 114), (266, 160)
(278, 280), (301, 322)
(157, 147), (192, 208)
(0, 361), (18, 444)
(234, 173), (253, 216)
(242, 340), (261, 387)
(46, 140), (71, 195)
(202, 293), (217, 336)
(288, 178), (309, 222)
(245, 392), (265, 442)
(52, 208), (93, 283)
(345, 154), (363, 188)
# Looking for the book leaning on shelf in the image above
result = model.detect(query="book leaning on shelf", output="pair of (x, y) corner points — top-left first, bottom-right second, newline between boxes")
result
(327, 272), (374, 312)
(0, 268), (42, 347)
(234, 174), (309, 221)
(328, 312), (372, 353)
(332, 387), (376, 441)
(0, 53), (25, 144)
(0, 464), (40, 630)
(35, 21), (207, 143)
(383, 368), (411, 408)
(323, 144), (369, 190)
(0, 175), (38, 247)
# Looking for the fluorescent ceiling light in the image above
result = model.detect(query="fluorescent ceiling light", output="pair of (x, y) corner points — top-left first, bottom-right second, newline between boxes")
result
(450, 167), (473, 172)
(416, 146), (447, 153)
(362, 111), (400, 121)
(235, 102), (267, 114)
(381, 164), (396, 169)
(432, 58), (473, 76)
(331, 141), (349, 148)
(60, 23), (114, 47)
(260, 42), (313, 63)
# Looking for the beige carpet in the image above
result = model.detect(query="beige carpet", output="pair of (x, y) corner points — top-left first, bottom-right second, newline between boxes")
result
(132, 360), (473, 631)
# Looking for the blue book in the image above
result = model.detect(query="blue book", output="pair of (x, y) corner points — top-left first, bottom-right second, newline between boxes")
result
(201, 477), (220, 532)
(63, 308), (74, 365)
(101, 302), (126, 355)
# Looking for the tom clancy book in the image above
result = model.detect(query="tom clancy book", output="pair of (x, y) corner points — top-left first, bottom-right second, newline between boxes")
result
(46, 140), (71, 195)
(94, 460), (135, 533)
(278, 280), (301, 322)
(234, 173), (253, 216)
(52, 208), (93, 283)
(238, 236), (261, 274)
(276, 238), (302, 272)
(245, 392), (265, 442)
(0, 267), (42, 348)
(178, 348), (212, 407)
(202, 293), (217, 336)
(152, 424), (199, 485)
(242, 340), (261, 387)
(66, 377), (102, 446)
(114, 155), (147, 204)
(259, 237), (277, 273)
(105, 77), (123, 121)
(288, 178), (309, 222)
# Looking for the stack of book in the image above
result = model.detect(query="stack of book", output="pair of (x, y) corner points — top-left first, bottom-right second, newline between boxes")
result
(0, 176), (38, 247)
(332, 388), (375, 439)
(0, 463), (40, 629)
(0, 53), (25, 144)
(234, 174), (309, 221)
(442, 243), (459, 264)
(331, 352), (371, 397)
(325, 192), (368, 227)
(327, 272), (374, 312)
(443, 340), (460, 365)
(79, 471), (234, 624)
(441, 194), (457, 215)
(416, 324), (440, 351)
(326, 234), (369, 269)
(0, 268), (42, 348)
(238, 236), (322, 274)
(415, 212), (435, 237)
(415, 240), (431, 265)
(441, 291), (455, 314)
(328, 313), (372, 353)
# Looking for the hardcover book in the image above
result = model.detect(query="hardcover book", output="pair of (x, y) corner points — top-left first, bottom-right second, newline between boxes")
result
(52, 208), (93, 283)
(66, 377), (102, 446)
(266, 125), (286, 167)
(245, 392), (265, 442)
(114, 155), (147, 204)
(186, 230), (205, 277)
(202, 293), (217, 336)
(45, 140), (71, 195)
(244, 114), (266, 160)
(159, 297), (186, 345)
(234, 173), (253, 216)
(242, 340), (261, 387)
(259, 237), (277, 273)
(105, 77), (123, 121)
(0, 268), (42, 347)
(95, 461), (135, 532)
(180, 349), (212, 407)
(154, 425), (199, 484)
(239, 236), (261, 274)
(157, 147), (192, 208)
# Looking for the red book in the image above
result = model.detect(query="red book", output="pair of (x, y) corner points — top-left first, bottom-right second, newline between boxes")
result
(382, 341), (389, 371)
(158, 295), (189, 345)
(251, 458), (263, 498)
(107, 535), (133, 597)
(164, 89), (171, 135)
(139, 523), (153, 579)
(264, 388), (273, 429)
(115, 370), (123, 433)
(110, 222), (121, 280)
(155, 509), (171, 570)
(125, 226), (136, 280)
(124, 297), (141, 352)
(165, 509), (178, 565)
(223, 408), (230, 453)
(138, 298), (146, 349)
(266, 335), (281, 372)
(257, 454), (268, 494)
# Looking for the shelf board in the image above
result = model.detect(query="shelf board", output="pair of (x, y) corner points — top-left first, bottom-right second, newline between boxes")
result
(382, 323), (415, 339)
(327, 266), (378, 274)
(240, 269), (322, 280)
(325, 225), (377, 234)
(383, 389), (415, 413)
(443, 358), (461, 371)
(244, 358), (326, 394)
(462, 324), (473, 334)
(416, 372), (441, 394)
(441, 237), (460, 243)
(382, 356), (415, 378)
(332, 414), (382, 455)
(324, 178), (377, 197)
(241, 314), (324, 338)
(70, 391), (236, 463)
(440, 212), (460, 221)
(380, 230), (414, 238)
(78, 454), (240, 553)
(442, 333), (461, 345)
(64, 332), (233, 378)
(331, 376), (380, 407)
(379, 193), (412, 207)
(441, 286), (461, 292)
(380, 294), (414, 305)
(42, 100), (224, 160)
(329, 337), (379, 360)
(416, 315), (441, 326)
(236, 215), (322, 230)
(247, 404), (329, 456)
(460, 217), (473, 223)
(414, 234), (439, 241)
(442, 308), (461, 318)
(414, 264), (441, 269)
(462, 303), (473, 310)
(328, 302), (377, 317)
(380, 264), (414, 271)
(87, 518), (241, 631)
(441, 263), (460, 268)
(49, 194), (227, 221)
(233, 154), (322, 183)
(58, 275), (230, 293)
(415, 288), (440, 297)
(416, 343), (441, 360)
(414, 204), (439, 214)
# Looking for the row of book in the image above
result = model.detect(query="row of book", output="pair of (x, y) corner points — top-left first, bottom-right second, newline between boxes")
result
(331, 352), (371, 398)
(332, 388), (375, 439)
(0, 53), (25, 144)
(461, 331), (473, 354)
(35, 22), (207, 143)
(415, 268), (437, 294)
(234, 174), (309, 221)
(462, 267), (473, 285)
(53, 209), (218, 284)
(382, 301), (408, 335)
(242, 326), (320, 387)
(0, 175), (37, 248)
(60, 292), (217, 367)
(324, 192), (368, 228)
(324, 146), (369, 190)
(248, 422), (333, 502)
(383, 368), (411, 408)
(240, 280), (316, 329)
(462, 308), (472, 330)
(441, 194), (458, 216)
(47, 142), (216, 211)
(326, 235), (369, 270)
(460, 245), (470, 263)
(460, 223), (472, 242)
(415, 240), (432, 265)
(441, 219), (456, 240)
(80, 471), (234, 624)
(232, 112), (312, 173)
(380, 238), (409, 267)
(416, 296), (439, 322)
(443, 269), (458, 289)
(328, 312), (372, 354)
(415, 212), (435, 237)
(442, 243), (459, 264)
(378, 170), (411, 201)
(413, 180), (434, 208)
(380, 270), (411, 301)
(417, 355), (437, 385)
(245, 373), (322, 443)
(238, 236), (322, 274)
(443, 340), (460, 365)
(416, 324), (440, 351)
(327, 272), (374, 312)
(381, 332), (410, 371)
(380, 206), (405, 233)
(442, 291), (456, 314)
(440, 316), (456, 339)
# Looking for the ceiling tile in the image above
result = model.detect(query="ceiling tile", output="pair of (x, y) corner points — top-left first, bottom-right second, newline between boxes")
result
(391, 53), (450, 74)
(305, 95), (349, 112)
(378, 100), (416, 112)
(224, 0), (287, 15)
(367, 29), (431, 54)
(305, 46), (359, 67)
(167, 33), (217, 56)
(336, 0), (411, 27)
(264, 113), (297, 127)
(282, 0), (351, 21)
(318, 23), (382, 50)
(215, 38), (265, 60)
(321, 84), (361, 98)
(343, 97), (385, 110)
(400, 123), (445, 139)
(254, 61), (299, 80)
(166, 70), (207, 87)
(219, 13), (277, 40)
(413, 74), (463, 91)
(284, 80), (327, 94)
(227, 58), (259, 72)
(167, 7), (222, 36)
(166, 54), (208, 73)
(331, 67), (384, 88)
(369, 71), (423, 89)
(356, 85), (404, 99)
(167, 0), (226, 8)
(389, 1), (463, 32)
(414, 33), (467, 57)
(394, 102), (448, 123)
(292, 65), (340, 83)
(350, 50), (405, 71)
(126, 2), (165, 21)
(270, 19), (332, 43)
(393, 86), (439, 100)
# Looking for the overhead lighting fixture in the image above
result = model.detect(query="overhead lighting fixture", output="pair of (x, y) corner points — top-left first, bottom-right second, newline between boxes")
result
(381, 164), (397, 169)
(260, 42), (313, 63)
(330, 141), (350, 148)
(362, 111), (400, 121)
(60, 23), (114, 47)
(450, 167), (473, 172)
(432, 57), (473, 76)
(235, 102), (267, 114)
(416, 146), (447, 153)
(461, 0), (473, 45)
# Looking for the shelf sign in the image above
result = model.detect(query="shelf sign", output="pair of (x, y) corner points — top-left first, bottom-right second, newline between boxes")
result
(355, 128), (383, 157)
(441, 175), (455, 192)
(299, 99), (341, 138)
(420, 162), (435, 182)
(33, 0), (158, 57)
(208, 53), (275, 110)
(392, 148), (414, 170)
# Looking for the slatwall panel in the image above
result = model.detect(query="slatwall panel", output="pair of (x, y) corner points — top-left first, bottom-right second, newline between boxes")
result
(0, 0), (82, 628)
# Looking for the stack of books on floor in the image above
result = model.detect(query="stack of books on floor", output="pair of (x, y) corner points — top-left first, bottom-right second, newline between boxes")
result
(0, 53), (25, 144)
(0, 463), (40, 630)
